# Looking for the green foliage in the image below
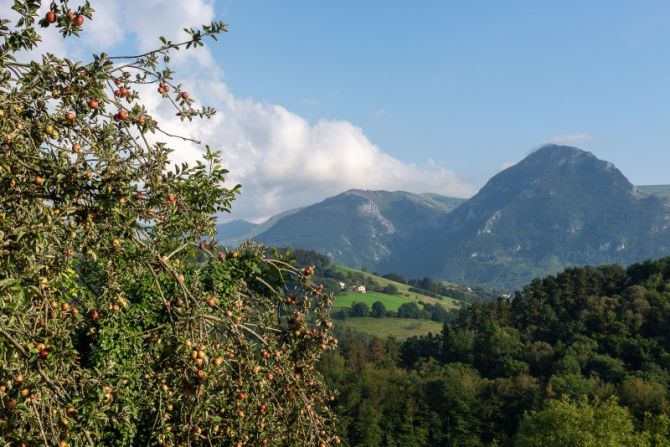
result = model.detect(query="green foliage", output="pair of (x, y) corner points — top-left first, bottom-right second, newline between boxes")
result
(370, 301), (387, 318)
(324, 257), (670, 446)
(397, 302), (421, 319)
(515, 397), (647, 447)
(335, 292), (416, 312)
(0, 3), (337, 445)
(349, 302), (371, 318)
(382, 284), (398, 295)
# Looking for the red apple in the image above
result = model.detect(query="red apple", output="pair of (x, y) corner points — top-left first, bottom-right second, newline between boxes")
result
(38, 350), (49, 360)
(65, 112), (75, 121)
(167, 194), (176, 203)
(181, 91), (190, 100)
(75, 15), (84, 26)
(46, 11), (57, 23)
(117, 109), (128, 121)
(87, 99), (99, 109)
(72, 143), (81, 153)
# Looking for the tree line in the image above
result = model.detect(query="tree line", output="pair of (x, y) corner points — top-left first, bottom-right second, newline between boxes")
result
(335, 300), (454, 324)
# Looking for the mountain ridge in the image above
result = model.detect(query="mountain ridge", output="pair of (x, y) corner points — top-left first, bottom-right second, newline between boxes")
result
(218, 145), (670, 289)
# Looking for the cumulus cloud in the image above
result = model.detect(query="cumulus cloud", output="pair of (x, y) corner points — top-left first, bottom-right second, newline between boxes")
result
(9, 0), (474, 222)
(145, 80), (473, 221)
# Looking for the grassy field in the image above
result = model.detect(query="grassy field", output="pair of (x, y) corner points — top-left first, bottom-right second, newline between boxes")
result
(334, 265), (460, 310)
(338, 317), (444, 339)
(335, 291), (413, 311)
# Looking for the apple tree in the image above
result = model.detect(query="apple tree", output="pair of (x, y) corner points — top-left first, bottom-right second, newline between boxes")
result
(0, 1), (338, 446)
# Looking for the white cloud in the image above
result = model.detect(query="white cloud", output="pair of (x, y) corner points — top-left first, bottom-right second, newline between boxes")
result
(8, 0), (474, 221)
(549, 134), (593, 145)
(149, 80), (474, 221)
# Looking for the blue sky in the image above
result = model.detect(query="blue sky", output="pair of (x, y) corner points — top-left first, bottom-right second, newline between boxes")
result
(30, 0), (668, 220)
(213, 0), (670, 187)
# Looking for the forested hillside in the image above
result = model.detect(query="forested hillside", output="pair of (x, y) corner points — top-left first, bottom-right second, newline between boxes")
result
(321, 257), (670, 446)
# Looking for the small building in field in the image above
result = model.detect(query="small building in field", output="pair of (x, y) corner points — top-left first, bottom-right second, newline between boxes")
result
(353, 285), (366, 294)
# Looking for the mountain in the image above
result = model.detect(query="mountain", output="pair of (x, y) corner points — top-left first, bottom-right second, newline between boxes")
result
(216, 220), (255, 240)
(419, 193), (467, 210)
(217, 207), (304, 247)
(424, 145), (670, 288)
(252, 190), (459, 270)
(218, 145), (670, 290)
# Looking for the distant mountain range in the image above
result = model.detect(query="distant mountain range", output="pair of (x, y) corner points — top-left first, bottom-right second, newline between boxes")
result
(218, 145), (670, 289)
(218, 191), (465, 269)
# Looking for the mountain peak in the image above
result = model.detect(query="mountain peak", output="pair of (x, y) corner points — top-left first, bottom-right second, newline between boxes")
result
(428, 145), (667, 288)
(487, 144), (633, 197)
(514, 144), (598, 169)
(532, 143), (590, 157)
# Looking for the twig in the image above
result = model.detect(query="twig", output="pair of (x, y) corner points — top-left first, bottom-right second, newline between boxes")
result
(0, 327), (60, 394)
(155, 127), (202, 144)
(33, 405), (50, 447)
(164, 243), (190, 261)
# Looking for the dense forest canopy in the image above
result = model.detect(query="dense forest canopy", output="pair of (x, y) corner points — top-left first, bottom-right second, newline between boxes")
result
(321, 257), (670, 446)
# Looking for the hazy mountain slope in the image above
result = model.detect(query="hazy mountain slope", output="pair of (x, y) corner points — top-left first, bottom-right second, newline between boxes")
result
(253, 190), (456, 270)
(218, 207), (304, 247)
(216, 220), (255, 240)
(424, 145), (670, 288)
(419, 193), (466, 211)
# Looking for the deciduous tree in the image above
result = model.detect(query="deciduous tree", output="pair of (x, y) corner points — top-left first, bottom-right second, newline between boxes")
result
(0, 2), (337, 445)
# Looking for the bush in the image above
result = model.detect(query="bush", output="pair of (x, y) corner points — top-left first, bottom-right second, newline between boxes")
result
(397, 302), (421, 319)
(382, 284), (399, 295)
(349, 302), (371, 317)
(370, 301), (388, 318)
